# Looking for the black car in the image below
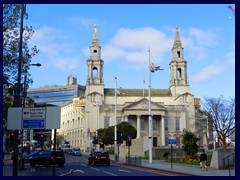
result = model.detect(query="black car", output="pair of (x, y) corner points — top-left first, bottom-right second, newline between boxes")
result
(29, 150), (65, 167)
(24, 151), (40, 163)
(88, 151), (110, 166)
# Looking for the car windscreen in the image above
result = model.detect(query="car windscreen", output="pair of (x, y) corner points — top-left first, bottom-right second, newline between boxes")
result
(73, 148), (80, 151)
(95, 152), (109, 157)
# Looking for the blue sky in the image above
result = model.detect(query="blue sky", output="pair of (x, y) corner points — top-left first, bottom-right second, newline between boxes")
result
(26, 4), (235, 101)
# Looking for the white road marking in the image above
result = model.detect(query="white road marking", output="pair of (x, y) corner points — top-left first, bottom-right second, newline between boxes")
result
(81, 164), (87, 167)
(73, 169), (85, 173)
(90, 167), (100, 171)
(102, 171), (118, 176)
(118, 169), (131, 173)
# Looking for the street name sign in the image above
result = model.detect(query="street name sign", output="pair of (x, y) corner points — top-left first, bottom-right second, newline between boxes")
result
(168, 139), (177, 146)
(22, 108), (46, 129)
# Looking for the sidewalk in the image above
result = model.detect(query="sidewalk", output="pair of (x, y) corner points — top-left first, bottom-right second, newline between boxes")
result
(113, 156), (235, 176)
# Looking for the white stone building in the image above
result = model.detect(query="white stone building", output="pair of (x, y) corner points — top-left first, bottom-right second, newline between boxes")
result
(58, 24), (196, 155)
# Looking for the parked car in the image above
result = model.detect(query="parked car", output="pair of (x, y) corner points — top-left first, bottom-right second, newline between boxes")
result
(88, 151), (110, 166)
(72, 148), (82, 156)
(67, 148), (73, 155)
(29, 150), (65, 167)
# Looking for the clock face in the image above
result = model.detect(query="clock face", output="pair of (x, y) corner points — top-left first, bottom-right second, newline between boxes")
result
(74, 100), (79, 104)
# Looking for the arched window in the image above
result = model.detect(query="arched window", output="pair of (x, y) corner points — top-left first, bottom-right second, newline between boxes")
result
(93, 67), (98, 78)
(177, 68), (182, 80)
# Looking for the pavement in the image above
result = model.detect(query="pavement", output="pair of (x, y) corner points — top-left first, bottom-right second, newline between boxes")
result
(2, 153), (235, 176)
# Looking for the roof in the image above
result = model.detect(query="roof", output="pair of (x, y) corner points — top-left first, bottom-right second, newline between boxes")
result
(104, 88), (172, 97)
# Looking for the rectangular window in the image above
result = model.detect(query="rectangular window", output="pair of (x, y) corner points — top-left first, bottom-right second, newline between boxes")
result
(140, 118), (145, 130)
(104, 117), (110, 128)
(116, 117), (121, 125)
(128, 118), (135, 126)
(177, 51), (180, 58)
(165, 117), (169, 130)
(175, 117), (180, 131)
(153, 118), (157, 131)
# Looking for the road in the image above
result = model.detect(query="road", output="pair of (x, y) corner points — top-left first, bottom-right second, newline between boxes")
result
(24, 154), (167, 176)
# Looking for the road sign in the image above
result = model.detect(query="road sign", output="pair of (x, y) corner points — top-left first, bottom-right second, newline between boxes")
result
(22, 107), (46, 119)
(22, 119), (45, 129)
(7, 107), (61, 130)
(168, 139), (177, 145)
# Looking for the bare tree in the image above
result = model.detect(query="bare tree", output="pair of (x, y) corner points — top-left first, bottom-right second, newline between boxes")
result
(202, 96), (235, 151)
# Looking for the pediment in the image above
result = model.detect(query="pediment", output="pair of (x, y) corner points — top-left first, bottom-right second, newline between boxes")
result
(123, 98), (166, 110)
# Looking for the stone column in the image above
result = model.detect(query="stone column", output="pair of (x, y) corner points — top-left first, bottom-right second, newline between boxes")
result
(124, 115), (128, 122)
(137, 115), (141, 138)
(161, 116), (165, 146)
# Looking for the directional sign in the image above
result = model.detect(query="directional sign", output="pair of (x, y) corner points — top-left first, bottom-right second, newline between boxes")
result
(168, 139), (177, 145)
(23, 119), (45, 129)
(22, 107), (46, 119)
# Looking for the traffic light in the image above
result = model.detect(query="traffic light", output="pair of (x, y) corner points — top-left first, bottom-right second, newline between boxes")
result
(40, 134), (44, 143)
(10, 132), (14, 143)
(126, 136), (132, 146)
(17, 137), (21, 145)
(94, 137), (99, 144)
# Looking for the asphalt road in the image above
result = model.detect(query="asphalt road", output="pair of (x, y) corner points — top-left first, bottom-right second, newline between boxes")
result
(24, 154), (166, 176)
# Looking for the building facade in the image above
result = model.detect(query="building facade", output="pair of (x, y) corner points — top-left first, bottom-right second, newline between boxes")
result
(27, 76), (85, 106)
(58, 24), (196, 155)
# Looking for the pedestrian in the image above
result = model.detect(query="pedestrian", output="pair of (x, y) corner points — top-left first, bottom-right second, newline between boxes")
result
(200, 149), (208, 171)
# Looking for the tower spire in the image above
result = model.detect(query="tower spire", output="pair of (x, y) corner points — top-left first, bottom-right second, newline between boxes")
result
(92, 24), (99, 46)
(173, 25), (182, 48)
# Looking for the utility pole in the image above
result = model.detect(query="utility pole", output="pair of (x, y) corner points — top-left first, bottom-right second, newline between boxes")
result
(13, 4), (25, 176)
(114, 77), (118, 161)
(148, 48), (163, 164)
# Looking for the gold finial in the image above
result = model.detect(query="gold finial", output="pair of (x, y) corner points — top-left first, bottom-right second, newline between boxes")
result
(176, 25), (178, 30)
(94, 24), (97, 28)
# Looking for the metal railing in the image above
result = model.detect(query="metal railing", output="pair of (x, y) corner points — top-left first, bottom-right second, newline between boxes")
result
(126, 156), (142, 166)
(223, 153), (235, 176)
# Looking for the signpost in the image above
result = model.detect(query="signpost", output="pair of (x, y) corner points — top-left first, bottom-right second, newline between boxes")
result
(168, 139), (176, 169)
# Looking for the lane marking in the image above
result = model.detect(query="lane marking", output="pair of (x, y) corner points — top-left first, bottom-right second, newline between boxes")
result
(73, 169), (85, 173)
(102, 171), (118, 176)
(118, 169), (131, 173)
(81, 164), (87, 167)
(90, 167), (100, 171)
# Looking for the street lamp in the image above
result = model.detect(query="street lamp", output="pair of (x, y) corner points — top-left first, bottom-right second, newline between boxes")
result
(94, 95), (101, 150)
(148, 48), (163, 164)
(114, 77), (117, 161)
(19, 62), (41, 170)
(12, 4), (25, 176)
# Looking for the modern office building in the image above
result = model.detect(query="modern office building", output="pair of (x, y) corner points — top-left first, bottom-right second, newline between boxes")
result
(27, 76), (85, 106)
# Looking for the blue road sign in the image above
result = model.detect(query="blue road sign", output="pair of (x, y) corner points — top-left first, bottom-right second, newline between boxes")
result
(168, 139), (177, 145)
(23, 119), (45, 129)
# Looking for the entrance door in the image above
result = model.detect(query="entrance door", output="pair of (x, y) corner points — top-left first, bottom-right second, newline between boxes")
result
(153, 137), (157, 147)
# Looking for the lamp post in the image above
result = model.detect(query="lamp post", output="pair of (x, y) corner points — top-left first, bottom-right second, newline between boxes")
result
(114, 77), (118, 161)
(19, 63), (41, 170)
(12, 4), (25, 176)
(148, 48), (163, 164)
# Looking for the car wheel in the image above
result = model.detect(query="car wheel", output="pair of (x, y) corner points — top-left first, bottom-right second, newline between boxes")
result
(107, 162), (110, 166)
(93, 161), (96, 166)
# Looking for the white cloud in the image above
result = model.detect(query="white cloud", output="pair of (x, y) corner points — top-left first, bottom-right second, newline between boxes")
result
(101, 27), (173, 66)
(53, 57), (80, 70)
(191, 65), (224, 82)
(29, 26), (80, 71)
(182, 27), (219, 61)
